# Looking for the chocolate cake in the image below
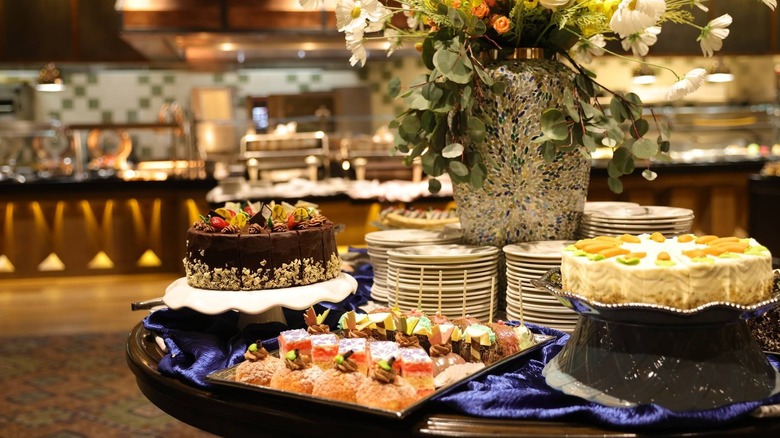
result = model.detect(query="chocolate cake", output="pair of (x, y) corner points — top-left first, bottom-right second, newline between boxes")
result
(183, 202), (341, 290)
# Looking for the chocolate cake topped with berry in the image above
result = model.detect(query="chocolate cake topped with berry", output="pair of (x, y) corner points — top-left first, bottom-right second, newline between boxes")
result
(183, 201), (341, 290)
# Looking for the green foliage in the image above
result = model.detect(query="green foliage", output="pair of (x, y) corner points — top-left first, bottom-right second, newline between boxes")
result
(383, 6), (670, 194)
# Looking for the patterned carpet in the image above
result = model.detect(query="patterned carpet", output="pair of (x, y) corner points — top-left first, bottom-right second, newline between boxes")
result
(0, 332), (215, 438)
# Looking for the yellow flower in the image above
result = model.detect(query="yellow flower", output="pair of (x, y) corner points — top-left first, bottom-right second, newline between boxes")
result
(524, 0), (539, 9)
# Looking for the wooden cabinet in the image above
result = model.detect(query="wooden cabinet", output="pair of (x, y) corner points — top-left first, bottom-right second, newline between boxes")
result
(0, 0), (145, 63)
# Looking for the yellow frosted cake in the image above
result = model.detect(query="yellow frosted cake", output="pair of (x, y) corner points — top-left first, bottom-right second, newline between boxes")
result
(561, 233), (773, 309)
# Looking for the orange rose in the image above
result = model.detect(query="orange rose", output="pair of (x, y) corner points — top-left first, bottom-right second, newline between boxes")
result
(492, 15), (511, 34)
(472, 2), (489, 18)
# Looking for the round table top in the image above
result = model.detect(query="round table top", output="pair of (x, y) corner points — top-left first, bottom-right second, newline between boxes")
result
(126, 322), (780, 437)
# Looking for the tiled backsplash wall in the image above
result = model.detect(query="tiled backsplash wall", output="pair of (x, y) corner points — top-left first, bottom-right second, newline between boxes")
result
(1, 54), (777, 160)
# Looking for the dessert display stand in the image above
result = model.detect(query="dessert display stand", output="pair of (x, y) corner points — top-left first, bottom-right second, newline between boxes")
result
(126, 322), (780, 437)
(161, 272), (358, 327)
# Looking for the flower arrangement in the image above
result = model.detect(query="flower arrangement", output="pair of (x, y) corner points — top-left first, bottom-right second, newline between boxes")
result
(300, 0), (777, 193)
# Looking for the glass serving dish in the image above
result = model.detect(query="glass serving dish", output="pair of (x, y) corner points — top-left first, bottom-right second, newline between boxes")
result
(532, 269), (780, 411)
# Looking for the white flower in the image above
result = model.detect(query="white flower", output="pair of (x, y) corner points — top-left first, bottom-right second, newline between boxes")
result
(621, 26), (661, 57)
(403, 4), (419, 29)
(694, 1), (709, 12)
(384, 28), (402, 57)
(762, 0), (777, 10)
(666, 68), (707, 101)
(298, 0), (323, 9)
(698, 14), (732, 57)
(539, 0), (572, 11)
(335, 0), (387, 33)
(345, 29), (368, 67)
(571, 34), (606, 64)
(610, 0), (666, 38)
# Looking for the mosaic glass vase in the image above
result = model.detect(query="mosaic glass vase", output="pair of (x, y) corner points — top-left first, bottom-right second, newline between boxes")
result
(453, 51), (590, 248)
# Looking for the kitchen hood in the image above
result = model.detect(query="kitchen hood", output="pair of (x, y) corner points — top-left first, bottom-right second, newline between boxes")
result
(115, 0), (415, 67)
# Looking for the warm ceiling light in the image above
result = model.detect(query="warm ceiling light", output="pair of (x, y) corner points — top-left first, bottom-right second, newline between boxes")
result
(706, 61), (734, 83)
(631, 63), (656, 85)
(36, 62), (65, 92)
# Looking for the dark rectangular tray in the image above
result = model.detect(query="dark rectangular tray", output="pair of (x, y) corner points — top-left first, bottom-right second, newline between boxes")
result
(206, 333), (555, 420)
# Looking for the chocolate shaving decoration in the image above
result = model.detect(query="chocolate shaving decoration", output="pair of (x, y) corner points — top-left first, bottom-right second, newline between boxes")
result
(221, 224), (240, 234)
(303, 307), (317, 327)
(371, 358), (397, 384)
(284, 350), (310, 371)
(247, 202), (266, 226)
(272, 223), (289, 232)
(336, 351), (358, 373)
(429, 343), (451, 357)
(244, 345), (269, 362)
(247, 223), (263, 234)
(193, 221), (215, 232)
(395, 332), (420, 348)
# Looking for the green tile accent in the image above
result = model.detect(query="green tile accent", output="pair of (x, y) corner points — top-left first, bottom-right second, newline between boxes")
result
(214, 73), (224, 84)
(298, 84), (310, 93)
(151, 85), (162, 96)
(138, 75), (149, 84)
(393, 59), (403, 69)
(164, 97), (175, 104)
(74, 85), (86, 97)
(370, 82), (380, 92)
(87, 73), (98, 84)
(356, 69), (368, 80)
(48, 111), (61, 120)
(163, 75), (175, 84)
(286, 74), (298, 83)
(382, 94), (392, 104)
(381, 69), (392, 80)
(239, 74), (249, 83)
(139, 97), (150, 109)
(62, 99), (73, 110)
(88, 99), (99, 109)
(311, 73), (321, 83)
(141, 146), (152, 159)
(127, 110), (138, 122)
(101, 111), (112, 122)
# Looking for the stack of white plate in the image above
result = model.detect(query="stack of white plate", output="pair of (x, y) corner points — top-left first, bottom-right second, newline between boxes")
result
(385, 244), (500, 320)
(579, 203), (694, 238)
(503, 241), (578, 333)
(364, 229), (462, 304)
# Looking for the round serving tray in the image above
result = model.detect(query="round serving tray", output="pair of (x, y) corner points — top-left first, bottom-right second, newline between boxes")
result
(531, 269), (780, 326)
(162, 273), (357, 315)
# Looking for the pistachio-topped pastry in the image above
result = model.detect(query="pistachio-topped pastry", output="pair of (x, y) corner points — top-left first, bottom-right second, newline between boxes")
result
(561, 233), (773, 309)
(269, 348), (322, 394)
(355, 358), (419, 411)
(233, 341), (283, 387)
(311, 350), (368, 403)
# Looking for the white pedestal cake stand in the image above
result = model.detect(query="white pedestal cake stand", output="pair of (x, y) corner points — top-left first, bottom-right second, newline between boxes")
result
(162, 273), (358, 327)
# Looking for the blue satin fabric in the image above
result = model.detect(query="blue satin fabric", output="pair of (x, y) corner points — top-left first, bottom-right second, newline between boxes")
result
(435, 324), (780, 430)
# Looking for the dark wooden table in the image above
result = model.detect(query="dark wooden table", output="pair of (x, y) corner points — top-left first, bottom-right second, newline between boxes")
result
(126, 322), (780, 437)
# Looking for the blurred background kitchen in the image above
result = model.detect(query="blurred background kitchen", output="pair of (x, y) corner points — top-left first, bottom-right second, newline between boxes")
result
(2, 0), (780, 297)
